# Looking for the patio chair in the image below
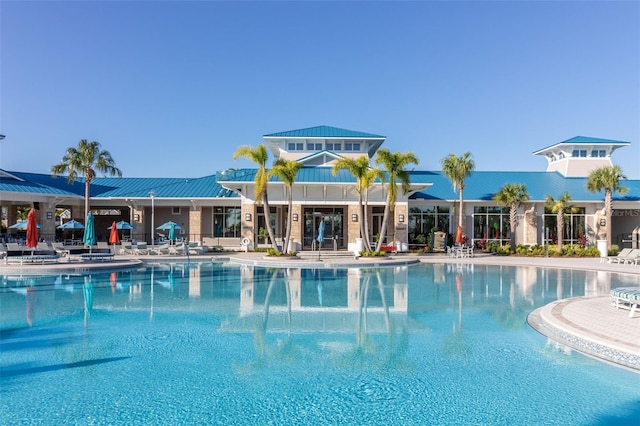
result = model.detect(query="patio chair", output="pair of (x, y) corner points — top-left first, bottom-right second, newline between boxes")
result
(607, 248), (633, 264)
(119, 241), (134, 255)
(150, 243), (170, 255)
(622, 249), (640, 265)
(134, 242), (149, 255)
(52, 243), (70, 259)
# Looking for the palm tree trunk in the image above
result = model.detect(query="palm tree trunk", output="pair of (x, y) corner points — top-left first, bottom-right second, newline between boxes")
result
(458, 185), (465, 228)
(262, 191), (278, 251)
(605, 189), (612, 250)
(283, 191), (293, 254)
(510, 203), (517, 252)
(557, 209), (564, 247)
(84, 179), (91, 219)
(376, 192), (392, 252)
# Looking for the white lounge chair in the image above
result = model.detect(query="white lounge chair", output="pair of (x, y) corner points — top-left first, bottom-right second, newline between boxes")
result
(134, 242), (149, 255)
(608, 248), (632, 264)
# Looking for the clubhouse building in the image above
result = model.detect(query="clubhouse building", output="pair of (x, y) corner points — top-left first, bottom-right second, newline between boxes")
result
(1, 126), (639, 251)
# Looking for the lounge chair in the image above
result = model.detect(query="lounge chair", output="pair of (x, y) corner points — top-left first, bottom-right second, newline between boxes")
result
(52, 243), (71, 260)
(150, 243), (170, 255)
(187, 241), (204, 255)
(134, 242), (149, 255)
(622, 249), (640, 265)
(119, 241), (133, 255)
(608, 248), (633, 264)
(610, 287), (640, 317)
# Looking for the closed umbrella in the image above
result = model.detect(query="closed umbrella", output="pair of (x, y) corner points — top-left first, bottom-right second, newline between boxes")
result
(26, 208), (38, 249)
(455, 225), (463, 245)
(317, 219), (325, 259)
(168, 223), (176, 242)
(83, 212), (96, 249)
(108, 220), (135, 241)
(109, 221), (120, 249)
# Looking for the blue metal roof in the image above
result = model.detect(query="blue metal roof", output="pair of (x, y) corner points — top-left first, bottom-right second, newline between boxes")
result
(3, 168), (638, 203)
(263, 125), (385, 139)
(410, 171), (640, 202)
(0, 171), (83, 196)
(533, 135), (630, 155)
(561, 136), (630, 144)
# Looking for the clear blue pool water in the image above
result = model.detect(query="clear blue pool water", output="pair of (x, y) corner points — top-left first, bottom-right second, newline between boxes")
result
(1, 261), (639, 425)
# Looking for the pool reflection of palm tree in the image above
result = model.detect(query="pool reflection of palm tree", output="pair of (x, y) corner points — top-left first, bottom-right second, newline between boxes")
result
(443, 274), (471, 360)
(353, 270), (408, 368)
(254, 269), (294, 360)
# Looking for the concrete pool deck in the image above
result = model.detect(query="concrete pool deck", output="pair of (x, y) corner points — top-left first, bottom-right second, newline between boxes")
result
(2, 251), (639, 371)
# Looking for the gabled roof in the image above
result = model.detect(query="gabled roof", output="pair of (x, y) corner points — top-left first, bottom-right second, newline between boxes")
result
(532, 136), (630, 155)
(264, 125), (385, 139)
(296, 150), (343, 165)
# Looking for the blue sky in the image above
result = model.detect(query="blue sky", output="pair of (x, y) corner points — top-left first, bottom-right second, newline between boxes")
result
(1, 1), (638, 179)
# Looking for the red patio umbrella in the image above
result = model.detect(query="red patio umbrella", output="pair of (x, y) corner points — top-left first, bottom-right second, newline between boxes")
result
(26, 208), (39, 249)
(455, 225), (463, 245)
(109, 221), (120, 245)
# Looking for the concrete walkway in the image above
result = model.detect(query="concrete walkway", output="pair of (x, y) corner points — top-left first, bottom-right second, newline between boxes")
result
(2, 250), (639, 371)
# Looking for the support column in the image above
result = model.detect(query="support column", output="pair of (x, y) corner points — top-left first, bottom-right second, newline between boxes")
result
(189, 207), (202, 243)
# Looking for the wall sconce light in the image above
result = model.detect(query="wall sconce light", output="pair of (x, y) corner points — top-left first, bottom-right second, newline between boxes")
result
(398, 214), (404, 223)
(599, 219), (606, 227)
(351, 214), (358, 222)
(47, 212), (53, 220)
(245, 213), (252, 221)
(292, 213), (298, 222)
(133, 214), (140, 221)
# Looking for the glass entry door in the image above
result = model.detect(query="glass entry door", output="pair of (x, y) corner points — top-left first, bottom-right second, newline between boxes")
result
(303, 208), (344, 250)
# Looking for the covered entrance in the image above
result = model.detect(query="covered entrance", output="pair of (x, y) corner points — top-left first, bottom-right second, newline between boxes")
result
(303, 207), (344, 250)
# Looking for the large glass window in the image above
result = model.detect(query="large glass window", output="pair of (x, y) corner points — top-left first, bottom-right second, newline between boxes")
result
(214, 207), (241, 238)
(543, 207), (586, 245)
(408, 206), (450, 246)
(473, 206), (510, 246)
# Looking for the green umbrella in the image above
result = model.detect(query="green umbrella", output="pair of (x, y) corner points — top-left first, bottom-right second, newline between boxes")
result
(83, 212), (96, 248)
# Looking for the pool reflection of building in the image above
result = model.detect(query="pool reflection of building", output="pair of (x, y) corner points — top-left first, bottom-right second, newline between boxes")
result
(226, 266), (410, 334)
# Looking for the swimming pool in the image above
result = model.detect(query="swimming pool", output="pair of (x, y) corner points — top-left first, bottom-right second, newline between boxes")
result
(1, 262), (639, 425)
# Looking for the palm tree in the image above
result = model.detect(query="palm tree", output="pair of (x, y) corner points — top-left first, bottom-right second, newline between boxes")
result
(361, 166), (385, 251)
(270, 158), (303, 254)
(374, 148), (419, 252)
(441, 152), (475, 229)
(586, 165), (628, 249)
(233, 144), (278, 250)
(493, 183), (530, 252)
(332, 156), (372, 251)
(545, 192), (574, 247)
(51, 139), (122, 218)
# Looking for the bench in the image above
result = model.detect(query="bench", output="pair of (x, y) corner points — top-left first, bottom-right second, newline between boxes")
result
(610, 287), (640, 318)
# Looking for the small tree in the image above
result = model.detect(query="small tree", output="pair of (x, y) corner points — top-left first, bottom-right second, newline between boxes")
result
(270, 158), (303, 254)
(494, 183), (530, 252)
(233, 145), (278, 251)
(441, 152), (474, 229)
(374, 148), (419, 252)
(545, 192), (574, 247)
(332, 156), (372, 250)
(586, 166), (627, 250)
(51, 139), (122, 218)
